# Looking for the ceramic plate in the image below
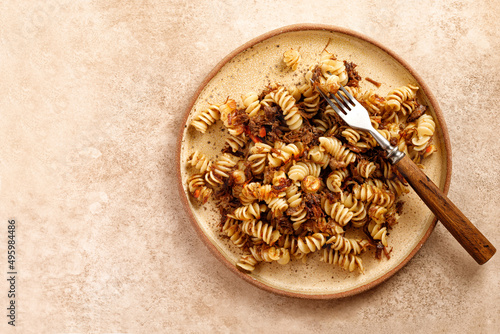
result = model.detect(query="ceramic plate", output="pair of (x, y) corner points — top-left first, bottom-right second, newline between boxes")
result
(177, 24), (451, 298)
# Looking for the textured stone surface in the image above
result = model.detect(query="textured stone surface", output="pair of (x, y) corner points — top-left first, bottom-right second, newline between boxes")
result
(0, 0), (499, 333)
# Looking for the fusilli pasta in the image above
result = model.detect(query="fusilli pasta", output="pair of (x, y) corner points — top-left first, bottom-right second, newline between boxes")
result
(186, 46), (439, 275)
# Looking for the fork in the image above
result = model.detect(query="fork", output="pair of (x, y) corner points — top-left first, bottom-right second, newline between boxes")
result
(313, 80), (496, 264)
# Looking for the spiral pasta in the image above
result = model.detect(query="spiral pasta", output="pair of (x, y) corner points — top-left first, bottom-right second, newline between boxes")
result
(356, 159), (377, 179)
(326, 235), (371, 255)
(319, 50), (348, 85)
(186, 46), (438, 275)
(225, 134), (247, 153)
(248, 143), (271, 174)
(296, 233), (328, 254)
(367, 220), (388, 246)
(322, 199), (353, 226)
(326, 169), (349, 192)
(249, 245), (290, 265)
(307, 145), (330, 166)
(341, 193), (368, 228)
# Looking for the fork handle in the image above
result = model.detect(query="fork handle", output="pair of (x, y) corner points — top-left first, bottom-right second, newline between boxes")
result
(395, 154), (496, 264)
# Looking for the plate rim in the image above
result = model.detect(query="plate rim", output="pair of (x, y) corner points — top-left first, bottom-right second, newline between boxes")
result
(176, 23), (452, 299)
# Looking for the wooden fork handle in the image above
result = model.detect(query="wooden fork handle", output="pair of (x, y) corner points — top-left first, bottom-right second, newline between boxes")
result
(395, 154), (496, 264)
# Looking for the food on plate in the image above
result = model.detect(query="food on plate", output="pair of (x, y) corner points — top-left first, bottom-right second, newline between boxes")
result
(186, 46), (437, 274)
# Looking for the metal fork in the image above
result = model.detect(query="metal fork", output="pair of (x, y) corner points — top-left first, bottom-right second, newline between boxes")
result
(313, 80), (496, 264)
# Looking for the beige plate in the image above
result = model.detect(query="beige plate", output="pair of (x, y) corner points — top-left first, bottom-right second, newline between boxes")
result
(176, 24), (452, 299)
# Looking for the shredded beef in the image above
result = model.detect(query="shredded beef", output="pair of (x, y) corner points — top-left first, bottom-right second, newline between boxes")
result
(365, 77), (382, 88)
(282, 121), (320, 146)
(406, 104), (427, 123)
(214, 182), (240, 223)
(303, 193), (324, 219)
(344, 61), (361, 87)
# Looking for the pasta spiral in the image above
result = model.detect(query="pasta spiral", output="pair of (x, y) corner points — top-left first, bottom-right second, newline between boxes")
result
(384, 84), (418, 114)
(320, 248), (365, 273)
(248, 142), (272, 174)
(283, 49), (301, 71)
(190, 104), (220, 133)
(228, 203), (263, 221)
(187, 150), (212, 173)
(205, 153), (239, 186)
(412, 114), (435, 151)
(322, 199), (353, 226)
(301, 74), (321, 116)
(241, 92), (261, 117)
(352, 182), (395, 208)
(319, 136), (357, 167)
(219, 99), (246, 136)
(367, 220), (388, 246)
(326, 235), (371, 255)
(341, 193), (368, 228)
(326, 169), (349, 192)
(385, 178), (409, 196)
(222, 218), (248, 248)
(341, 128), (362, 145)
(285, 184), (308, 230)
(236, 253), (259, 271)
(186, 46), (438, 275)
(307, 146), (330, 166)
(288, 161), (322, 182)
(249, 245), (290, 264)
(225, 134), (247, 153)
(296, 233), (328, 254)
(187, 174), (212, 204)
(319, 50), (348, 85)
(241, 220), (281, 245)
(356, 159), (377, 179)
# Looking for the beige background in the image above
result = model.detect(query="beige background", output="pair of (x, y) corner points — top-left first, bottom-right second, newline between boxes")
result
(1, 0), (499, 333)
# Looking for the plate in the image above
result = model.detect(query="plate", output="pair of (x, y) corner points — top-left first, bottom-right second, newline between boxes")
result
(176, 24), (451, 298)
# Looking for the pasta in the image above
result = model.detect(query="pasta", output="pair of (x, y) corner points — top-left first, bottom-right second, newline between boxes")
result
(187, 150), (212, 173)
(190, 105), (220, 133)
(186, 45), (439, 275)
(283, 49), (301, 71)
(270, 86), (303, 130)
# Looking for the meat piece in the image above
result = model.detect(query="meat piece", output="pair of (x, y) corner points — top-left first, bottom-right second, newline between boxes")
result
(344, 61), (361, 87)
(406, 104), (427, 123)
(303, 193), (324, 219)
(282, 122), (321, 146)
